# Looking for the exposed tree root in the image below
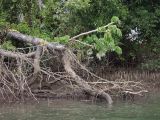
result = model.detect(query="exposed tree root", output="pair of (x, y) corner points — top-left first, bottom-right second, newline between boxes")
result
(62, 50), (113, 104)
(0, 30), (147, 104)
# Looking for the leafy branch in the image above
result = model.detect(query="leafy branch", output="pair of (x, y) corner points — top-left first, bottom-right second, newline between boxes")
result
(69, 16), (122, 60)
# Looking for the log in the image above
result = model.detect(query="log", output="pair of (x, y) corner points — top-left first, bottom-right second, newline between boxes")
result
(7, 31), (65, 51)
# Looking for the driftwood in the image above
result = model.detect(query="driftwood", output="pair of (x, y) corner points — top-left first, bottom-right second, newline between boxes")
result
(0, 30), (146, 104)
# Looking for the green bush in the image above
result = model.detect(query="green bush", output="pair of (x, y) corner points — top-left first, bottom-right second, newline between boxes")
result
(140, 59), (160, 71)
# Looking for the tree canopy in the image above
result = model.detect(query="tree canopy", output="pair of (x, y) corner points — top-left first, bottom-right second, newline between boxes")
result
(0, 0), (160, 70)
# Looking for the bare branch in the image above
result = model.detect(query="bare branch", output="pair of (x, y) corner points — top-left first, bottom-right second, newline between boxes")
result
(70, 22), (114, 41)
(0, 49), (35, 59)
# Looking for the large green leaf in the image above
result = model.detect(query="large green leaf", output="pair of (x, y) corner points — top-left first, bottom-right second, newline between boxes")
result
(114, 46), (122, 55)
(111, 16), (120, 24)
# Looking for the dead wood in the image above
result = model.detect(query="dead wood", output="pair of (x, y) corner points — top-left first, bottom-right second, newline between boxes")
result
(7, 30), (65, 51)
(0, 49), (35, 59)
(33, 46), (43, 73)
(0, 30), (147, 103)
(62, 50), (113, 104)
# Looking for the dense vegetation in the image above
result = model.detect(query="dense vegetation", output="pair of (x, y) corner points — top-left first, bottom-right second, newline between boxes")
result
(0, 0), (160, 70)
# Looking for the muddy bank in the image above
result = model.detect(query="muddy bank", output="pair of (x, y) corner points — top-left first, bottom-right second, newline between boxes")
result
(0, 68), (159, 104)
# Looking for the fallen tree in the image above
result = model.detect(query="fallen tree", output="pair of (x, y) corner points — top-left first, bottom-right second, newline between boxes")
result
(0, 28), (147, 104)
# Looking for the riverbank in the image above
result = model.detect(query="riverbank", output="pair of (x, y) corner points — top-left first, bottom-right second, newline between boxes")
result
(0, 68), (159, 104)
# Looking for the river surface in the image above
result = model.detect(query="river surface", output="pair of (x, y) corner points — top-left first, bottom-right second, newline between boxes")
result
(0, 96), (160, 120)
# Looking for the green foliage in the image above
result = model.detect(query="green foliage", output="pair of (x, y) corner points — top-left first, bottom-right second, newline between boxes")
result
(1, 0), (160, 70)
(65, 0), (90, 10)
(54, 35), (70, 44)
(9, 22), (52, 41)
(41, 0), (128, 36)
(0, 41), (16, 50)
(111, 16), (121, 24)
(140, 60), (160, 71)
(82, 17), (122, 60)
(115, 46), (122, 55)
(0, 14), (9, 28)
(94, 32), (122, 59)
(122, 1), (160, 69)
(11, 22), (31, 34)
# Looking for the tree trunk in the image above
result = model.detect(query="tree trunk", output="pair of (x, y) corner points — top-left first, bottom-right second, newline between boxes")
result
(7, 31), (65, 51)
